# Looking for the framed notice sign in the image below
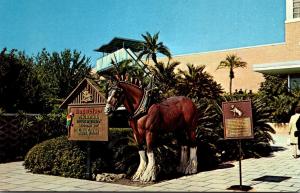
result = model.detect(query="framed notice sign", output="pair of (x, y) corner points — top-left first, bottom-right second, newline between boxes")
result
(67, 104), (108, 141)
(222, 100), (254, 139)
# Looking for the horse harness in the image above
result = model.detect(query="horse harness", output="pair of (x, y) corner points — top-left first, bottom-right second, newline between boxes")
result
(113, 79), (156, 120)
(129, 88), (152, 120)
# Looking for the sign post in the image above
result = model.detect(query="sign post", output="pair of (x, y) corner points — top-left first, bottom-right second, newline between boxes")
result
(67, 104), (108, 180)
(86, 141), (91, 180)
(60, 78), (109, 180)
(222, 100), (253, 191)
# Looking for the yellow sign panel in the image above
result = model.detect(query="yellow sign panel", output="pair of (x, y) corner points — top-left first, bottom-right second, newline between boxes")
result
(67, 104), (108, 141)
(225, 118), (252, 139)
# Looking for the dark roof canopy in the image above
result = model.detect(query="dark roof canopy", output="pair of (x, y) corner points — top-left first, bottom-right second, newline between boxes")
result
(94, 37), (144, 53)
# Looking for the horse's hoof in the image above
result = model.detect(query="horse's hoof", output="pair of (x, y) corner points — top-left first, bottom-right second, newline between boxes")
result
(132, 174), (142, 181)
(140, 172), (156, 182)
(185, 168), (197, 175)
(132, 177), (140, 182)
(140, 176), (155, 182)
(184, 160), (198, 175)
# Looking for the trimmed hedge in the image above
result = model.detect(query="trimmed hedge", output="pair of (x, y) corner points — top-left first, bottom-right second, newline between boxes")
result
(23, 128), (138, 179)
(24, 136), (86, 178)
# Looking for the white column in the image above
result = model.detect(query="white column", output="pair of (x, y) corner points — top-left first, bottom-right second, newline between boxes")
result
(286, 0), (293, 22)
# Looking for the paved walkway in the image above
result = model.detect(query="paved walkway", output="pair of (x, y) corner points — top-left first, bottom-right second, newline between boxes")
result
(1, 132), (300, 192)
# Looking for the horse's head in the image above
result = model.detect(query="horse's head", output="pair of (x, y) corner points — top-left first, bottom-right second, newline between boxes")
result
(104, 84), (124, 115)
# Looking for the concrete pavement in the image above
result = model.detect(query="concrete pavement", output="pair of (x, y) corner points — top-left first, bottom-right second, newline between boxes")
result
(1, 132), (300, 192)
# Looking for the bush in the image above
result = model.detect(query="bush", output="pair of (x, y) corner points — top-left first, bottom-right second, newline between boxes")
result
(24, 136), (87, 178)
(23, 128), (138, 179)
(34, 108), (67, 141)
(258, 74), (299, 123)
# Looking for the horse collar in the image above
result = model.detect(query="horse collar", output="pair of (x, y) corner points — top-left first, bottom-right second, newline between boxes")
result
(130, 89), (152, 120)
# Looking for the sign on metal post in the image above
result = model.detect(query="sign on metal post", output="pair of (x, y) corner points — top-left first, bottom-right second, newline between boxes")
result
(222, 99), (253, 191)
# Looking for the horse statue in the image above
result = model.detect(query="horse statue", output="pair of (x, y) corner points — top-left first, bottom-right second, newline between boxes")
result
(104, 74), (198, 182)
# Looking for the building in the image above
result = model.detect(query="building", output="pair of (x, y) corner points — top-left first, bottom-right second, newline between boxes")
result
(94, 37), (151, 76)
(94, 0), (300, 93)
(166, 0), (300, 93)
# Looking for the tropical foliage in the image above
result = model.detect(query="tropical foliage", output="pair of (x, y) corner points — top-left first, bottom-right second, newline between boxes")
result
(0, 48), (91, 113)
(35, 48), (92, 102)
(177, 64), (224, 100)
(137, 32), (172, 65)
(258, 74), (300, 123)
(0, 48), (42, 112)
(149, 60), (180, 99)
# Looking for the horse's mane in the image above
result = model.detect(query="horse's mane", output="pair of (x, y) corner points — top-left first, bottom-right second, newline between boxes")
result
(115, 74), (143, 89)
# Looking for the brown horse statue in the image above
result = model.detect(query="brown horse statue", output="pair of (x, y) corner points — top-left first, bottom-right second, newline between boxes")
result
(104, 75), (198, 182)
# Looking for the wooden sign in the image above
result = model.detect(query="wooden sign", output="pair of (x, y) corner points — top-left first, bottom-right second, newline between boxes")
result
(222, 100), (254, 139)
(67, 104), (108, 141)
(60, 78), (109, 141)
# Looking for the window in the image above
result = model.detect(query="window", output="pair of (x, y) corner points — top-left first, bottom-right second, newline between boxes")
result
(290, 74), (300, 90)
(293, 0), (300, 18)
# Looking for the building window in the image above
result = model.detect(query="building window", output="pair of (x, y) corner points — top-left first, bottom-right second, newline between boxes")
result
(290, 74), (300, 90)
(293, 0), (300, 18)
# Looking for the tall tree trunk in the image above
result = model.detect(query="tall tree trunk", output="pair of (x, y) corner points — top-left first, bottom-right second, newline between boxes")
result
(229, 78), (232, 96)
(229, 68), (234, 96)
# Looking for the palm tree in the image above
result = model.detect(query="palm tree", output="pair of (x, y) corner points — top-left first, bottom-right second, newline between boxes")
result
(177, 63), (223, 100)
(149, 60), (180, 99)
(137, 32), (172, 65)
(217, 54), (247, 95)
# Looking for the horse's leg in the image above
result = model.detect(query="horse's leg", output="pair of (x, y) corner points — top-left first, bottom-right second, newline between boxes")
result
(185, 127), (198, 174)
(185, 146), (198, 174)
(140, 105), (159, 182)
(176, 130), (189, 173)
(132, 146), (147, 181)
(140, 130), (157, 182)
(177, 145), (189, 173)
(130, 120), (147, 181)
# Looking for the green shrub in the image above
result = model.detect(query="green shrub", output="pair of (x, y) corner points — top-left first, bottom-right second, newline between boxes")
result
(258, 74), (299, 123)
(24, 136), (86, 178)
(23, 128), (137, 179)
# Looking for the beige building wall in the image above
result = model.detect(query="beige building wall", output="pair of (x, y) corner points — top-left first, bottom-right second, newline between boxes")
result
(159, 21), (300, 93)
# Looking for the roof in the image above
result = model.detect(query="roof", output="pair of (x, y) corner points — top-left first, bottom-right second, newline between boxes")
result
(59, 78), (106, 109)
(94, 37), (144, 53)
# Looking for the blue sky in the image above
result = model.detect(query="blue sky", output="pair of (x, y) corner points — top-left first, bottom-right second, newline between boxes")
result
(0, 0), (285, 67)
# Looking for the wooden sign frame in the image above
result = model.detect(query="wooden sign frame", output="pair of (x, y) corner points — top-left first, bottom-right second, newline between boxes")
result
(222, 100), (254, 139)
(67, 103), (108, 141)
